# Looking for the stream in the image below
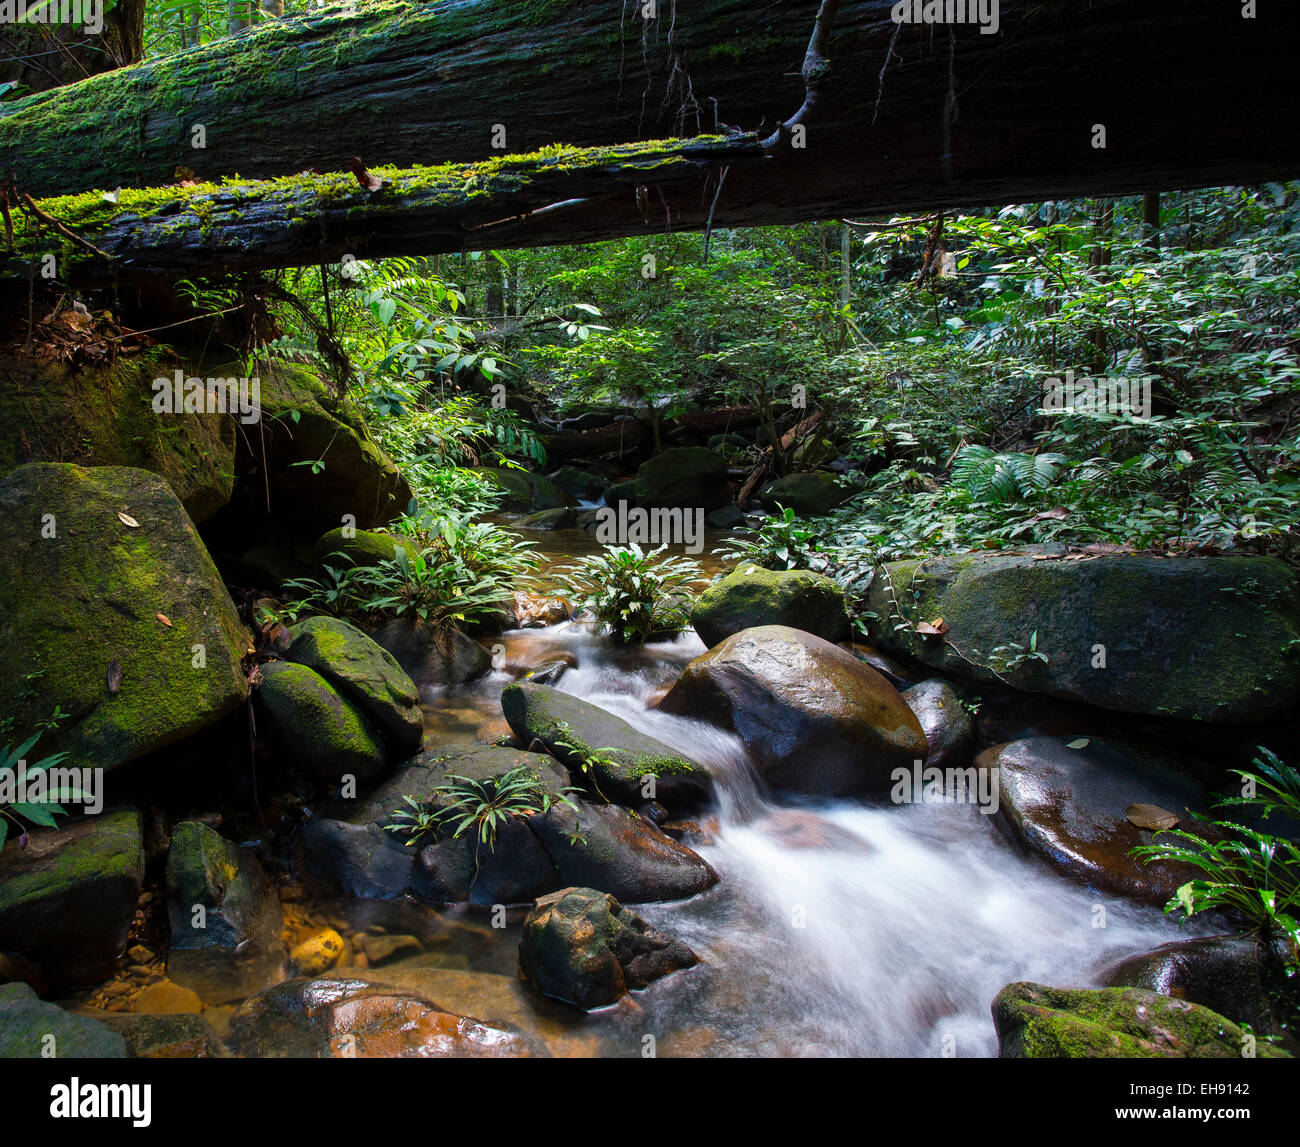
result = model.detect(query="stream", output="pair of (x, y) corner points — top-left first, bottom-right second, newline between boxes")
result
(396, 525), (1194, 1056)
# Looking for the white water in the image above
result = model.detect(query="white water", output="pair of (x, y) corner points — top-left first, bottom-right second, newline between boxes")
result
(478, 622), (1196, 1056)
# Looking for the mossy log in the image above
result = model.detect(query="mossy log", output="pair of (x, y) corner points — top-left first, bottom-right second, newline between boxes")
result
(0, 0), (1296, 279)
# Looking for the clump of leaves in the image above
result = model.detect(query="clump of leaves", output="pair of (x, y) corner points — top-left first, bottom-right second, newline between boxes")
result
(987, 630), (1050, 675)
(1131, 748), (1300, 971)
(554, 543), (704, 645)
(712, 504), (834, 573)
(0, 728), (87, 851)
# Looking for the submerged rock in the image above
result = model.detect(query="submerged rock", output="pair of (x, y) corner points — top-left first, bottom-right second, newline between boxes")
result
(97, 1012), (228, 1058)
(0, 464), (250, 774)
(286, 616), (423, 756)
(992, 982), (1292, 1058)
(519, 887), (699, 1011)
(0, 808), (143, 988)
(0, 982), (126, 1058)
(500, 681), (712, 809)
(864, 550), (1300, 724)
(165, 820), (287, 1005)
(660, 625), (926, 797)
(981, 736), (1213, 905)
(516, 507), (577, 530)
(228, 977), (546, 1057)
(691, 562), (850, 648)
(256, 660), (389, 782)
(902, 678), (975, 770)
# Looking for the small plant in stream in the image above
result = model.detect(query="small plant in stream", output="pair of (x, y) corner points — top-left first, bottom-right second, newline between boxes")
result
(554, 543), (703, 645)
(551, 721), (621, 804)
(1131, 748), (1300, 971)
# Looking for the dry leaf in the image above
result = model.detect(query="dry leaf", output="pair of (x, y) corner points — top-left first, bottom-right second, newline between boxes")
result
(1126, 802), (1180, 831)
(350, 156), (384, 192)
(117, 511), (139, 528)
(156, 613), (172, 627)
(1032, 507), (1070, 522)
(1066, 738), (1091, 749)
(916, 618), (948, 637)
(107, 660), (122, 694)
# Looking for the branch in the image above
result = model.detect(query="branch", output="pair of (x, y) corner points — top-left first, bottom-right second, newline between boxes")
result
(761, 0), (843, 151)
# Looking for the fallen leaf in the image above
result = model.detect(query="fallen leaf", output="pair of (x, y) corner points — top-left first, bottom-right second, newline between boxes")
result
(107, 660), (122, 694)
(916, 618), (948, 637)
(117, 511), (139, 528)
(1066, 738), (1090, 749)
(1032, 507), (1070, 521)
(156, 613), (172, 627)
(1126, 802), (1180, 831)
(101, 188), (120, 204)
(350, 157), (384, 192)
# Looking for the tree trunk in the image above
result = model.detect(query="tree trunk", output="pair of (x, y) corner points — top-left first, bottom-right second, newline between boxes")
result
(0, 0), (145, 94)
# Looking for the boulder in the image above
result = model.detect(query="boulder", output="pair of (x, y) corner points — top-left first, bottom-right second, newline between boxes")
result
(508, 592), (572, 629)
(228, 362), (411, 537)
(981, 736), (1214, 905)
(902, 678), (975, 769)
(0, 808), (143, 987)
(519, 887), (699, 1011)
(255, 660), (389, 782)
(0, 353), (236, 523)
(367, 618), (492, 687)
(0, 464), (250, 773)
(312, 527), (419, 571)
(603, 478), (639, 508)
(692, 562), (850, 647)
(472, 467), (568, 512)
(516, 507), (577, 530)
(634, 447), (729, 511)
(548, 467), (608, 503)
(992, 982), (1292, 1058)
(228, 977), (546, 1057)
(165, 820), (287, 1005)
(705, 505), (746, 529)
(864, 550), (1300, 724)
(660, 626), (927, 796)
(759, 471), (861, 516)
(500, 681), (712, 809)
(1099, 935), (1295, 1037)
(0, 982), (126, 1058)
(97, 1012), (228, 1058)
(285, 616), (423, 756)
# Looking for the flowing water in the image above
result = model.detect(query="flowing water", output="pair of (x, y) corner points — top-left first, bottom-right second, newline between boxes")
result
(416, 615), (1195, 1058)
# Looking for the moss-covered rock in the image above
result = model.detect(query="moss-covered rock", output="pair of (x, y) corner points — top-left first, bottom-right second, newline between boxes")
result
(286, 616), (423, 756)
(634, 447), (729, 511)
(692, 562), (849, 647)
(164, 820), (286, 1006)
(661, 625), (927, 797)
(471, 466), (568, 511)
(0, 982), (126, 1058)
(500, 681), (712, 808)
(0, 464), (250, 773)
(228, 362), (411, 537)
(548, 466), (607, 502)
(97, 1012), (229, 1058)
(255, 660), (389, 781)
(516, 506), (577, 530)
(0, 808), (143, 988)
(518, 887), (698, 1011)
(0, 352), (237, 523)
(312, 527), (419, 570)
(759, 471), (861, 516)
(603, 477), (639, 508)
(992, 982), (1292, 1058)
(864, 550), (1300, 723)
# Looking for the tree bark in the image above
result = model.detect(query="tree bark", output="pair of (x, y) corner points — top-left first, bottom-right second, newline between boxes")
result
(0, 0), (145, 94)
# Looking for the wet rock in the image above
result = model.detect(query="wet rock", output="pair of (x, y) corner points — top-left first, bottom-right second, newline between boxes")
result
(367, 618), (491, 687)
(472, 467), (569, 512)
(296, 818), (414, 903)
(165, 820), (287, 1005)
(0, 464), (250, 774)
(1099, 934), (1296, 1037)
(517, 507), (577, 530)
(519, 887), (699, 1011)
(501, 681), (712, 809)
(98, 1012), (228, 1058)
(759, 471), (862, 516)
(132, 980), (203, 1015)
(312, 527), (419, 571)
(691, 562), (850, 648)
(982, 736), (1214, 905)
(286, 616), (423, 755)
(360, 934), (422, 966)
(838, 642), (919, 688)
(228, 977), (546, 1057)
(0, 953), (45, 996)
(635, 447), (729, 511)
(992, 982), (1292, 1058)
(603, 478), (639, 508)
(0, 808), (143, 988)
(520, 658), (571, 686)
(527, 800), (719, 903)
(255, 660), (389, 783)
(864, 550), (1300, 724)
(660, 625), (927, 797)
(508, 592), (571, 628)
(548, 466), (608, 503)
(903, 678), (974, 769)
(0, 982), (126, 1058)
(290, 929), (346, 976)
